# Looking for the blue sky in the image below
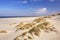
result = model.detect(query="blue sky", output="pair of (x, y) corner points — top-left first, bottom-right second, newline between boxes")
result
(0, 0), (60, 16)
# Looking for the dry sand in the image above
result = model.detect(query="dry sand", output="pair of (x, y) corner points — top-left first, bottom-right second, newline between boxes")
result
(0, 16), (60, 40)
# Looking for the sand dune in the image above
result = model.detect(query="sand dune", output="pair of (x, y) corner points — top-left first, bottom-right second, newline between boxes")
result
(0, 15), (60, 40)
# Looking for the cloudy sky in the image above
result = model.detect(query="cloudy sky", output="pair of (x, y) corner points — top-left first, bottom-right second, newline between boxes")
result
(0, 0), (60, 16)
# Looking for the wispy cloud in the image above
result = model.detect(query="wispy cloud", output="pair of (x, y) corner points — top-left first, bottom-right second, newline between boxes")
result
(30, 0), (41, 1)
(36, 8), (47, 14)
(49, 0), (55, 2)
(17, 0), (28, 4)
(21, 0), (28, 4)
(19, 0), (42, 3)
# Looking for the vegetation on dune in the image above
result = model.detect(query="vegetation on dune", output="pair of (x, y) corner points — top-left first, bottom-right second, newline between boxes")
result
(57, 13), (60, 15)
(51, 13), (60, 17)
(43, 16), (52, 18)
(14, 17), (57, 40)
(15, 22), (24, 31)
(0, 30), (7, 33)
(33, 18), (46, 23)
(43, 13), (60, 18)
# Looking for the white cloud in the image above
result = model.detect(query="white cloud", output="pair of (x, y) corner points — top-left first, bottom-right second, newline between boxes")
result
(17, 0), (28, 4)
(29, 0), (42, 2)
(18, 0), (42, 4)
(21, 0), (28, 4)
(49, 0), (55, 2)
(36, 8), (47, 14)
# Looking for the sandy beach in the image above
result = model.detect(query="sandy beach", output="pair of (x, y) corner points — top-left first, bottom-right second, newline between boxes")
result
(0, 15), (60, 40)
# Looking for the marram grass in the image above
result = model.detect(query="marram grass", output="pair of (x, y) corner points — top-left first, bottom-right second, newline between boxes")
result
(14, 17), (57, 40)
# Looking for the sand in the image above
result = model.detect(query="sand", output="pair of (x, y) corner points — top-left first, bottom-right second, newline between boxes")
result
(0, 16), (60, 40)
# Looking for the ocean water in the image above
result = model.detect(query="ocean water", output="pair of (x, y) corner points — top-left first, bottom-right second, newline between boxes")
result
(0, 16), (39, 18)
